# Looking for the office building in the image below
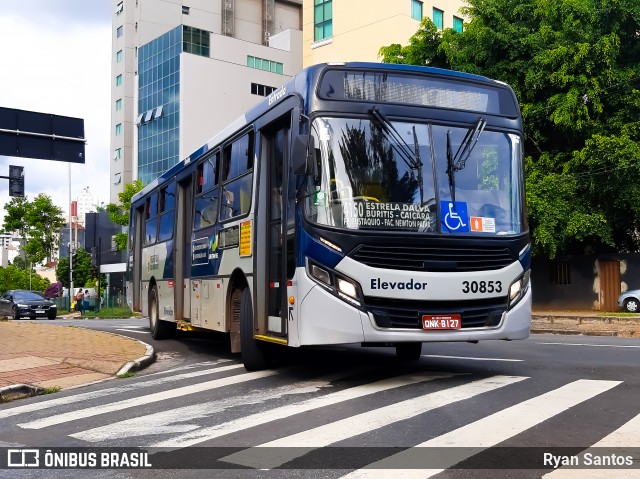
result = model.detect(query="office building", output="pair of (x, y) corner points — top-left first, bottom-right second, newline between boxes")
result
(302, 0), (466, 66)
(110, 0), (303, 201)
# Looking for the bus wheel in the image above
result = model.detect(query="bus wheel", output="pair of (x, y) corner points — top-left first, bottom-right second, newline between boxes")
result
(395, 342), (422, 361)
(149, 285), (172, 339)
(239, 288), (269, 371)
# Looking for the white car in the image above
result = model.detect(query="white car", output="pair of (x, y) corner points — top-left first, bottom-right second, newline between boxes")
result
(618, 289), (640, 313)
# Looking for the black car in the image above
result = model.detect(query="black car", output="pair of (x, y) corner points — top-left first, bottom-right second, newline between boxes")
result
(0, 290), (57, 320)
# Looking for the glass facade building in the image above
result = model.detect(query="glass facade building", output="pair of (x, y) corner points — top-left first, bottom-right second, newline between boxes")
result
(137, 26), (182, 186)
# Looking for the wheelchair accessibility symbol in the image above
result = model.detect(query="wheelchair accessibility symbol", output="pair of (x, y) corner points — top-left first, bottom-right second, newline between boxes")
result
(441, 201), (470, 233)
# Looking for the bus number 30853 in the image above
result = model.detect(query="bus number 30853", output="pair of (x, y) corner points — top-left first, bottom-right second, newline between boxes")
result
(462, 280), (502, 294)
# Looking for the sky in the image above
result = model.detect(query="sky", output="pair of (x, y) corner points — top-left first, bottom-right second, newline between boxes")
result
(0, 0), (112, 219)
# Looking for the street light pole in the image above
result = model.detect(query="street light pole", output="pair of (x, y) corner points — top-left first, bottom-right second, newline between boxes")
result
(69, 163), (73, 311)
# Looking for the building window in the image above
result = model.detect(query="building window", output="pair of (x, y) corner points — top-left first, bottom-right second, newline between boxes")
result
(551, 262), (571, 285)
(433, 8), (443, 29)
(115, 123), (122, 136)
(116, 74), (122, 86)
(182, 5), (190, 14)
(115, 99), (122, 111)
(182, 25), (210, 57)
(113, 173), (122, 185)
(251, 82), (276, 96)
(116, 50), (123, 62)
(314, 0), (332, 41)
(116, 26), (123, 38)
(115, 2), (123, 14)
(411, 0), (423, 21)
(247, 55), (283, 74)
(453, 16), (463, 33)
(114, 148), (122, 160)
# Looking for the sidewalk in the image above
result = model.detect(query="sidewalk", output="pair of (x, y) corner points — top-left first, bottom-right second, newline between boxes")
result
(0, 315), (154, 401)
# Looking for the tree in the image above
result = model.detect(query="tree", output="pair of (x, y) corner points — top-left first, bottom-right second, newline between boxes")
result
(0, 265), (50, 293)
(56, 248), (95, 289)
(379, 0), (640, 257)
(106, 179), (143, 250)
(3, 194), (66, 264)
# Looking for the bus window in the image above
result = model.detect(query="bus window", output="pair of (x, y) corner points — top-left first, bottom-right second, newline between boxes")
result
(158, 181), (176, 242)
(194, 152), (220, 230)
(221, 132), (253, 221)
(144, 193), (158, 245)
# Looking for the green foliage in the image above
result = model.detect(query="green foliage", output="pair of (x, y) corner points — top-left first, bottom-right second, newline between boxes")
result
(2, 194), (65, 264)
(106, 179), (143, 251)
(0, 265), (50, 294)
(379, 0), (640, 257)
(55, 248), (96, 289)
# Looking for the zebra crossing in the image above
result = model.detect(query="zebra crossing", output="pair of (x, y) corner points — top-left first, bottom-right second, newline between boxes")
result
(0, 358), (638, 477)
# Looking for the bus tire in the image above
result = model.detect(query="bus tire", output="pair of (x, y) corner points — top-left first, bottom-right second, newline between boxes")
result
(239, 288), (269, 371)
(396, 342), (422, 361)
(149, 285), (173, 339)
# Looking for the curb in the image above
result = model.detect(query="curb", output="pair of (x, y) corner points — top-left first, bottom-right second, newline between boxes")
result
(531, 329), (619, 337)
(116, 340), (156, 376)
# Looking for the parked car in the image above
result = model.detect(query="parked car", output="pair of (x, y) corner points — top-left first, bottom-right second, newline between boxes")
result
(618, 289), (640, 313)
(0, 290), (57, 320)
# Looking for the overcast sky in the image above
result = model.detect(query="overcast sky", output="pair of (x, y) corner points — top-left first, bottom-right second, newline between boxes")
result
(0, 1), (112, 220)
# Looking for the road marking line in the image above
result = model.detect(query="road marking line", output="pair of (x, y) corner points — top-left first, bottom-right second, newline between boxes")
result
(220, 375), (526, 469)
(342, 379), (622, 478)
(71, 367), (374, 442)
(19, 369), (277, 429)
(0, 361), (242, 420)
(421, 354), (523, 362)
(533, 342), (640, 349)
(152, 372), (459, 448)
(115, 328), (149, 334)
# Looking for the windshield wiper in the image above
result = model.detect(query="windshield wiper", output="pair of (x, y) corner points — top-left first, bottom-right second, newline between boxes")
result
(446, 117), (487, 204)
(368, 106), (424, 202)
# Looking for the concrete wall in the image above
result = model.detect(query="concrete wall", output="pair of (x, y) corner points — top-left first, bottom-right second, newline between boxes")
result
(302, 0), (466, 66)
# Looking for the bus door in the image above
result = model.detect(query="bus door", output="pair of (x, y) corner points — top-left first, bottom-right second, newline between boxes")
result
(175, 175), (193, 321)
(259, 112), (296, 338)
(132, 205), (144, 312)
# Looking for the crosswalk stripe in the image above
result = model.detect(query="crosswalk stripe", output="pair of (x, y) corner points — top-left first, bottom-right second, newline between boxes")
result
(19, 369), (277, 429)
(542, 412), (640, 478)
(342, 379), (622, 478)
(70, 367), (376, 442)
(421, 354), (523, 362)
(0, 361), (242, 420)
(151, 372), (458, 448)
(220, 375), (527, 469)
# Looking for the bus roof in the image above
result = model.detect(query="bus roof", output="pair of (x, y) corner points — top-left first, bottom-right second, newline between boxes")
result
(132, 62), (512, 203)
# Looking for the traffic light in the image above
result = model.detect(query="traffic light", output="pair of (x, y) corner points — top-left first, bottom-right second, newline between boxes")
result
(8, 165), (24, 197)
(71, 253), (77, 270)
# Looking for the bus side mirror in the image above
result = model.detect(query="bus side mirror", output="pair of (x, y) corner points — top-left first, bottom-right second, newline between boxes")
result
(292, 135), (312, 175)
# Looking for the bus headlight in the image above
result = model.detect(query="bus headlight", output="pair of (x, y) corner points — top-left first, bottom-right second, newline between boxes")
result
(309, 264), (331, 286)
(508, 270), (531, 308)
(306, 258), (363, 308)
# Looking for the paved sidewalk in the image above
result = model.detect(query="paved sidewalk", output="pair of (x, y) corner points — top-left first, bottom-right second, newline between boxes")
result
(0, 317), (154, 401)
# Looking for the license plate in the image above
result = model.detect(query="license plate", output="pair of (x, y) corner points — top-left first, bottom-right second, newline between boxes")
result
(35, 310), (45, 314)
(422, 314), (461, 330)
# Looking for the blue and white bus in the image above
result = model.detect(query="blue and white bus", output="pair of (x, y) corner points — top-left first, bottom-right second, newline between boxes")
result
(127, 62), (531, 370)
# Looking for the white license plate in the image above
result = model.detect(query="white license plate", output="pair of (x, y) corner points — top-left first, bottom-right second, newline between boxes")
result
(35, 310), (45, 314)
(422, 314), (461, 330)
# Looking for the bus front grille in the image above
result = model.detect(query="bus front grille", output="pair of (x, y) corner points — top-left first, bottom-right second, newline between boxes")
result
(363, 296), (508, 329)
(350, 244), (515, 272)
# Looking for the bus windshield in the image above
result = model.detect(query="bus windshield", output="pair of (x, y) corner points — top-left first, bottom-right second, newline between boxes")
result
(303, 116), (525, 236)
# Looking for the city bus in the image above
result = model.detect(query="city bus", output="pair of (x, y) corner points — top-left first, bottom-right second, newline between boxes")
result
(126, 62), (531, 370)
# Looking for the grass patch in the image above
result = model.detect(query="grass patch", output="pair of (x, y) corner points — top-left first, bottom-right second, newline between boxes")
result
(81, 307), (134, 319)
(117, 371), (136, 379)
(39, 386), (61, 395)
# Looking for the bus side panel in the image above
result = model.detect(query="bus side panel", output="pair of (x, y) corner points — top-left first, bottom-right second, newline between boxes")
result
(191, 278), (225, 331)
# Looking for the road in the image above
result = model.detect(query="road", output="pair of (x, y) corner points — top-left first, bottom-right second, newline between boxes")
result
(0, 318), (638, 478)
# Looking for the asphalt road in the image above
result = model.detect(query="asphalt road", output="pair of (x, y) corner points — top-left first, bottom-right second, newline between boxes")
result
(1, 318), (638, 479)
